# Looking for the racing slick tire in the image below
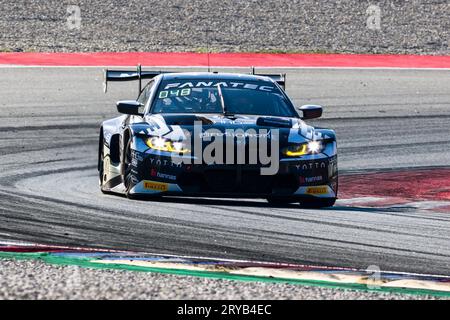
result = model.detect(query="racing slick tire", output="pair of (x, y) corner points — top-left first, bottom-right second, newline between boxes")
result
(122, 138), (135, 198)
(98, 134), (108, 194)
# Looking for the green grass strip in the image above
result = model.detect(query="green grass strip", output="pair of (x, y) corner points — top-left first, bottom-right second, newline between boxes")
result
(0, 251), (449, 298)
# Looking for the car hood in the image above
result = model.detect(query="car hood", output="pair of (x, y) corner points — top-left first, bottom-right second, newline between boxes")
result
(139, 113), (329, 145)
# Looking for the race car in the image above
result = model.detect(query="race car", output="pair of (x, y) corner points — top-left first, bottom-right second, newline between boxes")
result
(98, 66), (338, 207)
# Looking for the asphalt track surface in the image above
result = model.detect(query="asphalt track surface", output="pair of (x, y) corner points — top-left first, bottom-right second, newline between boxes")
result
(0, 67), (449, 276)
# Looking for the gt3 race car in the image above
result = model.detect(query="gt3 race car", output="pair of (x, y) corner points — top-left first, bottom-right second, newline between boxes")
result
(99, 67), (338, 207)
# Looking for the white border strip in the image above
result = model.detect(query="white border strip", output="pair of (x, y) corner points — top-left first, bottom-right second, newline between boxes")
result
(1, 240), (449, 279)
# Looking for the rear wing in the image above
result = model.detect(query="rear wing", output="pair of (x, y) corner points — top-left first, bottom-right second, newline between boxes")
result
(103, 65), (163, 93)
(255, 74), (286, 90)
(103, 65), (286, 93)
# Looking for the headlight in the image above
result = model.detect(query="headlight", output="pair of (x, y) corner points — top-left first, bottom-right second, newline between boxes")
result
(307, 140), (322, 153)
(283, 141), (324, 157)
(146, 137), (190, 154)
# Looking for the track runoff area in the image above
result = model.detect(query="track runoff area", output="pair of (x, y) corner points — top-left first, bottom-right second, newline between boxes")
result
(0, 52), (449, 299)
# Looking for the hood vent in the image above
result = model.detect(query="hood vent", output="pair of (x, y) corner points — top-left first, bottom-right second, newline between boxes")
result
(256, 117), (292, 128)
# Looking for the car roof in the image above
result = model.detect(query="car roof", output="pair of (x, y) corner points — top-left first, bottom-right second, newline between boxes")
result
(160, 72), (275, 83)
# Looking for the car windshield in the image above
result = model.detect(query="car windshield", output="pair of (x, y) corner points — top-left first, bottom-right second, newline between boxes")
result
(152, 79), (295, 117)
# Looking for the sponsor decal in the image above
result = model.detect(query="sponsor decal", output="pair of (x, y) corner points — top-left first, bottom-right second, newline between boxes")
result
(143, 181), (169, 192)
(299, 175), (323, 184)
(306, 186), (328, 195)
(199, 130), (272, 139)
(131, 150), (144, 162)
(163, 81), (275, 93)
(149, 158), (183, 168)
(295, 161), (327, 171)
(130, 175), (139, 184)
(150, 169), (177, 181)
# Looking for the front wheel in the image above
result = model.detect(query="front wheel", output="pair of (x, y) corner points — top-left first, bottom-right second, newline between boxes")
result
(98, 135), (108, 194)
(299, 198), (336, 208)
(121, 138), (134, 194)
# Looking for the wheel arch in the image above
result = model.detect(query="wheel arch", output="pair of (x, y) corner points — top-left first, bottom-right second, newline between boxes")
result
(122, 128), (132, 160)
(98, 126), (104, 171)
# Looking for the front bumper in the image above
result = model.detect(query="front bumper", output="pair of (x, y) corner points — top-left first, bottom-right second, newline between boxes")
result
(128, 150), (338, 199)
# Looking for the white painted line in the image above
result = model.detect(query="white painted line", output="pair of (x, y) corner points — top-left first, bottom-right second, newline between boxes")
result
(392, 201), (450, 210)
(337, 197), (387, 205)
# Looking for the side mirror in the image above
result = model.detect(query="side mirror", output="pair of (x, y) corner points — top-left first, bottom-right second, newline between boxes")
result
(297, 105), (323, 120)
(116, 101), (143, 116)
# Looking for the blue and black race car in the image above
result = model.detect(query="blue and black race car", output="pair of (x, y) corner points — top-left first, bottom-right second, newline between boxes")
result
(99, 67), (338, 207)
